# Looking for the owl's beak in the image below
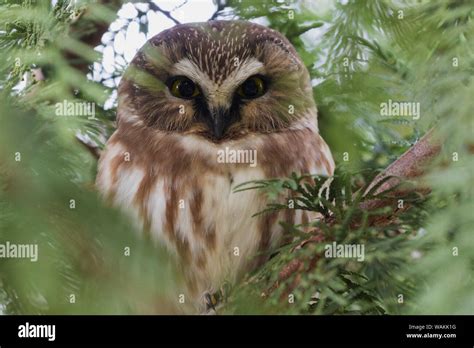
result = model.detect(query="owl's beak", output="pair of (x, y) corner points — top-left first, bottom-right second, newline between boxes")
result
(211, 107), (233, 140)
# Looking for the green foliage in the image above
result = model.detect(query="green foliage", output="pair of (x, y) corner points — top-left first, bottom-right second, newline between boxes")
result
(0, 0), (473, 315)
(226, 168), (429, 314)
(0, 0), (181, 314)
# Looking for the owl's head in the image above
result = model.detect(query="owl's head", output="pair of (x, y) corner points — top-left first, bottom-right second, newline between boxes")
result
(118, 20), (316, 142)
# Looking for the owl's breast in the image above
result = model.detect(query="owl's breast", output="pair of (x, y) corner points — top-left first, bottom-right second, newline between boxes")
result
(157, 165), (278, 292)
(97, 128), (334, 302)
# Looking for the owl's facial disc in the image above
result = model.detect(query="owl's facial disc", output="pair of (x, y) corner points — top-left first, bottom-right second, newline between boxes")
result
(118, 20), (316, 142)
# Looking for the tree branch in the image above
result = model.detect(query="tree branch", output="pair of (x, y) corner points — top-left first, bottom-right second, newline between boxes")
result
(364, 128), (441, 196)
(148, 2), (181, 25)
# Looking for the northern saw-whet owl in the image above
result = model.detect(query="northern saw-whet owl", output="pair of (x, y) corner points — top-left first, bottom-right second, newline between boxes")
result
(97, 20), (335, 313)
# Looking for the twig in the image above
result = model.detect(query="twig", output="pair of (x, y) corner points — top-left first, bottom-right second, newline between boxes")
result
(148, 2), (181, 25)
(170, 0), (189, 12)
(290, 22), (324, 38)
(210, 0), (227, 20)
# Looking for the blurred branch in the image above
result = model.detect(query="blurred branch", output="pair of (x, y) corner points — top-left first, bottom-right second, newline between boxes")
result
(76, 135), (101, 160)
(65, 0), (122, 73)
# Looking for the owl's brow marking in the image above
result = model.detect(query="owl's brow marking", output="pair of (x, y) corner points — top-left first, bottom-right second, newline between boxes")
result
(172, 57), (265, 105)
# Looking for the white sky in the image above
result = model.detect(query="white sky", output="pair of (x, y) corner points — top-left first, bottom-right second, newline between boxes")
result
(97, 1), (217, 81)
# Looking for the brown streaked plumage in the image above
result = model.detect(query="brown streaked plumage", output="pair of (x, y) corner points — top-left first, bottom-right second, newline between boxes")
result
(97, 20), (335, 313)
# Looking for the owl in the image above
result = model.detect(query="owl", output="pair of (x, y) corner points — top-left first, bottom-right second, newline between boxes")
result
(96, 20), (334, 313)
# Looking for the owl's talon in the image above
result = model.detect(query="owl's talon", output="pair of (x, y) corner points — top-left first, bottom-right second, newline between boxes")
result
(204, 292), (218, 314)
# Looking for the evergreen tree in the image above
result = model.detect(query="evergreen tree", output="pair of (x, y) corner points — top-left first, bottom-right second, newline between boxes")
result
(0, 0), (472, 314)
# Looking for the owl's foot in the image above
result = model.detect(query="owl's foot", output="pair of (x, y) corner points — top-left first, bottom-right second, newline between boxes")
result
(204, 292), (219, 314)
(203, 287), (229, 314)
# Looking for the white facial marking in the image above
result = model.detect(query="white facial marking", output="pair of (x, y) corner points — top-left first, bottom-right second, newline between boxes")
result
(171, 57), (265, 109)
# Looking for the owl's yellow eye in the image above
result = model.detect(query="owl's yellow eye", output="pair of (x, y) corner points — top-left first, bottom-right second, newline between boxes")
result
(168, 76), (200, 99)
(237, 75), (267, 99)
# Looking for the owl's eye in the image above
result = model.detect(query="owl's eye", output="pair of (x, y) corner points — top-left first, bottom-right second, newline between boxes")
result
(237, 75), (267, 99)
(168, 76), (200, 99)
